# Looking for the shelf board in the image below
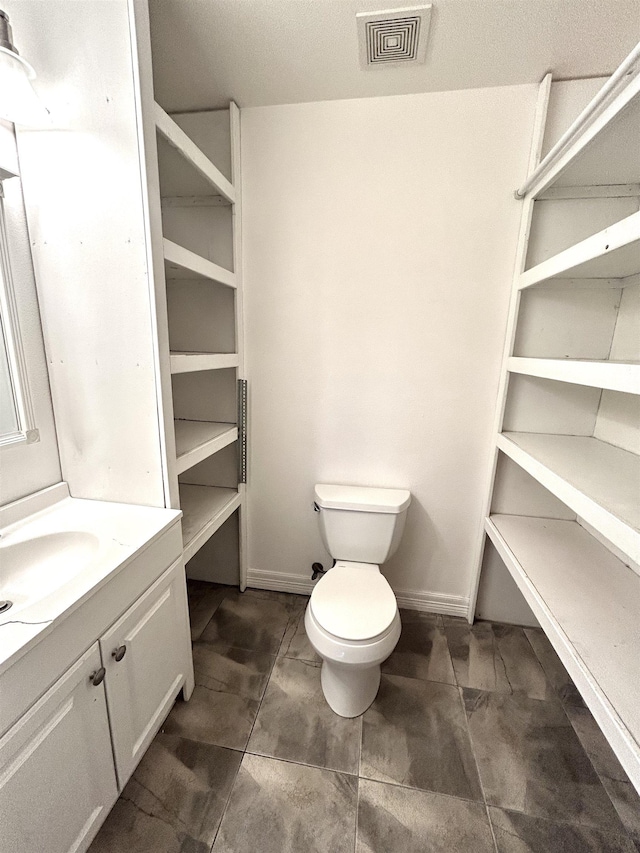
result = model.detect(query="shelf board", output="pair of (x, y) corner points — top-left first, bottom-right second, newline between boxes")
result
(163, 238), (236, 288)
(520, 211), (640, 288)
(497, 432), (640, 564)
(485, 514), (640, 791)
(170, 352), (239, 374)
(154, 102), (235, 204)
(180, 484), (241, 563)
(174, 420), (237, 475)
(508, 357), (640, 395)
(528, 72), (640, 197)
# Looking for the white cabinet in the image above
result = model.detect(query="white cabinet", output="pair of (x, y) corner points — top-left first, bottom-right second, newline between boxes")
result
(0, 644), (117, 853)
(0, 545), (193, 853)
(101, 559), (189, 786)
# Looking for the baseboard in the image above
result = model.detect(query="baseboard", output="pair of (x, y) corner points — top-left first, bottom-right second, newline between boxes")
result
(394, 589), (469, 617)
(246, 568), (315, 596)
(246, 568), (469, 617)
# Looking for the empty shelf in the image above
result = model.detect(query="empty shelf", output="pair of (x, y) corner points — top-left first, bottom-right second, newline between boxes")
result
(174, 420), (237, 475)
(170, 352), (239, 374)
(486, 514), (640, 791)
(163, 239), (236, 288)
(508, 357), (640, 395)
(520, 211), (640, 287)
(180, 484), (241, 563)
(497, 432), (640, 563)
(154, 102), (235, 203)
(529, 74), (640, 197)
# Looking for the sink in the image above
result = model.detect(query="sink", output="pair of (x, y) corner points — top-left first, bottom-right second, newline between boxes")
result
(0, 532), (100, 620)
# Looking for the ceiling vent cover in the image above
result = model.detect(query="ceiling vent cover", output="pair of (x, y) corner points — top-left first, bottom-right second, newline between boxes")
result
(357, 5), (432, 69)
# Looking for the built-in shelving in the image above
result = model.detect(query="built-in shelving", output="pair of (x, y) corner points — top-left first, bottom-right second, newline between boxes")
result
(485, 514), (640, 791)
(170, 352), (239, 374)
(520, 211), (640, 288)
(174, 420), (237, 475)
(154, 102), (235, 203)
(179, 484), (242, 563)
(497, 432), (640, 564)
(526, 66), (640, 198)
(507, 357), (640, 394)
(163, 238), (236, 287)
(471, 54), (640, 792)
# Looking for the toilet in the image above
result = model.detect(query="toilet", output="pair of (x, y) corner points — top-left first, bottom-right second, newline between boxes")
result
(304, 483), (411, 717)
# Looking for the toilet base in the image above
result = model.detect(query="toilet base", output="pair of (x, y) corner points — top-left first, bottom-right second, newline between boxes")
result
(320, 660), (381, 718)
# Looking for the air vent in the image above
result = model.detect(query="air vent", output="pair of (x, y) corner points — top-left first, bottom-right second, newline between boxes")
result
(357, 5), (432, 69)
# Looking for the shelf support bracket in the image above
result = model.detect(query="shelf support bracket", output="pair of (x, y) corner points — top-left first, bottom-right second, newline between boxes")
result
(237, 379), (247, 484)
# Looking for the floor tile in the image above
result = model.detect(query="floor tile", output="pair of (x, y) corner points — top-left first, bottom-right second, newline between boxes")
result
(88, 734), (242, 853)
(247, 656), (361, 775)
(212, 753), (358, 853)
(163, 643), (274, 750)
(565, 704), (640, 845)
(200, 589), (295, 654)
(489, 807), (637, 853)
(463, 689), (626, 830)
(187, 582), (231, 642)
(356, 779), (495, 853)
(381, 610), (455, 685)
(278, 602), (321, 663)
(524, 628), (585, 706)
(360, 673), (483, 801)
(444, 618), (511, 692)
(444, 619), (554, 699)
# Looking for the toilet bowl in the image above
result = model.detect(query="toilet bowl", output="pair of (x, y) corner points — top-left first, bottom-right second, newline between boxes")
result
(305, 484), (411, 717)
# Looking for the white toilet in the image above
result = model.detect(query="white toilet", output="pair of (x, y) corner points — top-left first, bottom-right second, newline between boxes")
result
(304, 483), (411, 717)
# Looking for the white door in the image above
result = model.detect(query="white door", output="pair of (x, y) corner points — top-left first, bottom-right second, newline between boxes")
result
(0, 643), (118, 853)
(100, 558), (191, 787)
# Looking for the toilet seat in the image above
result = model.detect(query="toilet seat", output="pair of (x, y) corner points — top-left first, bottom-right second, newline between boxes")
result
(310, 561), (397, 641)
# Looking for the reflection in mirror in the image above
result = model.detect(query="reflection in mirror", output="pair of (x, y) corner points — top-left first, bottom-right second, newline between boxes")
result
(0, 181), (36, 446)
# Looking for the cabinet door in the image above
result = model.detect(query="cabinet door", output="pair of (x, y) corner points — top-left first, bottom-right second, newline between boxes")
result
(0, 643), (118, 853)
(101, 558), (191, 786)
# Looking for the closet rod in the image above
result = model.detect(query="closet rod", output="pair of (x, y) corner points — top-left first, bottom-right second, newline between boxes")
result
(514, 41), (640, 200)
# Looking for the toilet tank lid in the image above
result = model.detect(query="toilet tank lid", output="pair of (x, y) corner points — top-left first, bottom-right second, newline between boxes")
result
(314, 484), (411, 514)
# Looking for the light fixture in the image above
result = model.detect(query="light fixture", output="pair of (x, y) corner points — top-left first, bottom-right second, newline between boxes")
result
(0, 9), (47, 126)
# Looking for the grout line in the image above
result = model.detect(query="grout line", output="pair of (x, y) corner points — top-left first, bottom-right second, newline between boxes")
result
(353, 773), (361, 853)
(207, 749), (244, 853)
(484, 802), (501, 853)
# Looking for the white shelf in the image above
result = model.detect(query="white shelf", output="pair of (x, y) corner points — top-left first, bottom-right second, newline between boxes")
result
(497, 432), (640, 564)
(163, 239), (236, 288)
(180, 484), (241, 563)
(508, 357), (640, 395)
(174, 420), (237, 475)
(485, 514), (640, 791)
(170, 352), (239, 374)
(528, 71), (640, 197)
(520, 211), (640, 288)
(154, 102), (235, 203)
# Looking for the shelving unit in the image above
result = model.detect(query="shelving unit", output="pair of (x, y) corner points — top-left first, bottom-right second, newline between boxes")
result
(132, 2), (247, 591)
(470, 47), (640, 792)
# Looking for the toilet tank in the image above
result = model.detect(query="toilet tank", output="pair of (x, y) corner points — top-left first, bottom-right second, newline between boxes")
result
(314, 484), (411, 564)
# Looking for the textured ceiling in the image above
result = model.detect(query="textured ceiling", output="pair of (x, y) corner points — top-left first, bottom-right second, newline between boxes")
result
(148, 0), (640, 111)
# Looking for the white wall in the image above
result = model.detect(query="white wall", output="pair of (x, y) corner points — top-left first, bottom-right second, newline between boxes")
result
(242, 85), (537, 610)
(7, 0), (166, 507)
(0, 124), (61, 505)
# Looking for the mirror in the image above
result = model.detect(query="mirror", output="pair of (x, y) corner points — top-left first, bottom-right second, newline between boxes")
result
(0, 180), (36, 446)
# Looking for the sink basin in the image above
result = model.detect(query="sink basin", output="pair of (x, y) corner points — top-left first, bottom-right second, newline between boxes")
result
(0, 532), (100, 619)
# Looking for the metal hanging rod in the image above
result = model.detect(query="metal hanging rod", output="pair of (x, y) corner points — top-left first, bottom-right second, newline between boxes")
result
(515, 41), (640, 200)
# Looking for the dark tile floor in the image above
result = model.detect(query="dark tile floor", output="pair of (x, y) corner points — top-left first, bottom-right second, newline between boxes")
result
(89, 583), (640, 853)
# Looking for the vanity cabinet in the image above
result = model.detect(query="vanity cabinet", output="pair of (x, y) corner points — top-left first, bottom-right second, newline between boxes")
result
(101, 558), (189, 786)
(0, 644), (118, 853)
(0, 532), (193, 853)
